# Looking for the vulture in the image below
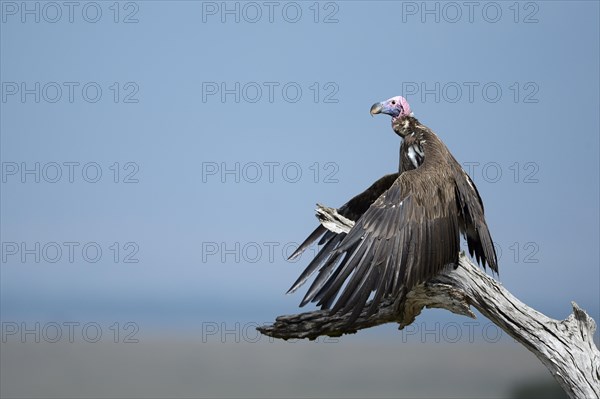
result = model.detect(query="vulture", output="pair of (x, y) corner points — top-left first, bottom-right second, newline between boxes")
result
(287, 96), (498, 322)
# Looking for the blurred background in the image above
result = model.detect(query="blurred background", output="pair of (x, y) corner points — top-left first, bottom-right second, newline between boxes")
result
(1, 1), (597, 398)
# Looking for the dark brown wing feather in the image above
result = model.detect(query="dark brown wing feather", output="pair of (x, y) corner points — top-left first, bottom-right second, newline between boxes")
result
(300, 168), (461, 318)
(286, 173), (399, 294)
(453, 165), (498, 273)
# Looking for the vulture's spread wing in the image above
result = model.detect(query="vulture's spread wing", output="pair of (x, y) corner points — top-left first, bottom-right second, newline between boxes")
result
(287, 173), (399, 293)
(290, 168), (462, 320)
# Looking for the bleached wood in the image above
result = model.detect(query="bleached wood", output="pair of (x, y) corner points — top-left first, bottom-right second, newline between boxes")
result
(258, 204), (600, 399)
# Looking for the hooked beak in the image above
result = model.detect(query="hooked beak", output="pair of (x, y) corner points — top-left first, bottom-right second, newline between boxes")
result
(370, 102), (383, 116)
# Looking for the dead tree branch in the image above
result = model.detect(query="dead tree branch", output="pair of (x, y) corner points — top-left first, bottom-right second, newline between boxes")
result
(258, 204), (600, 399)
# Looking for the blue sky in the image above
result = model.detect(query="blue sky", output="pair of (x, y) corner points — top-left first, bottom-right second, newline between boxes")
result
(1, 1), (599, 339)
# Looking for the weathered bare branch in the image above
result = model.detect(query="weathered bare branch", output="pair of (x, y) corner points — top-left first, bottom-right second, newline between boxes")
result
(258, 204), (600, 399)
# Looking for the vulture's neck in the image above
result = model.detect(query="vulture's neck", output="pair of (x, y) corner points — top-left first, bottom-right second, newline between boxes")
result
(393, 115), (421, 137)
(395, 116), (429, 173)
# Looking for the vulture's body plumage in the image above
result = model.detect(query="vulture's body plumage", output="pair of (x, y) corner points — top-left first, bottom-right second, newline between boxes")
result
(288, 96), (497, 321)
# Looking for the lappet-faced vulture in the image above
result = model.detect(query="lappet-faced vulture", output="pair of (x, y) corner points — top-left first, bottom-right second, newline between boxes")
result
(287, 96), (498, 322)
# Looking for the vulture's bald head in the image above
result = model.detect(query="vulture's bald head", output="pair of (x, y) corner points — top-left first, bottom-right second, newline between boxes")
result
(370, 96), (412, 119)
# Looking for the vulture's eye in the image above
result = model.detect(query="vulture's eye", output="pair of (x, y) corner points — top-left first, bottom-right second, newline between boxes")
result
(391, 100), (396, 105)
